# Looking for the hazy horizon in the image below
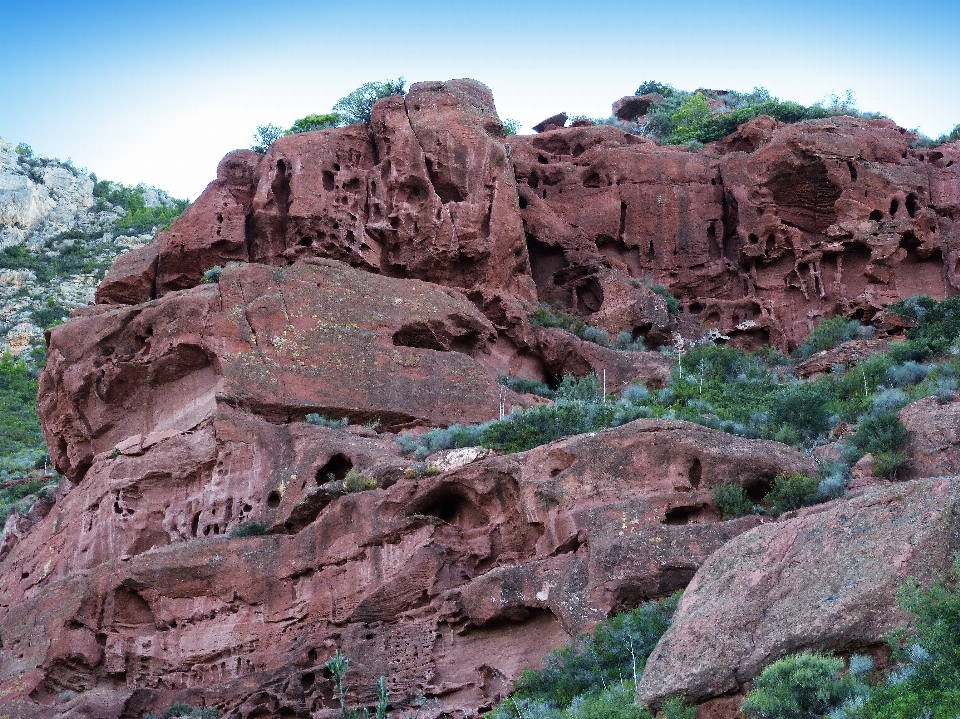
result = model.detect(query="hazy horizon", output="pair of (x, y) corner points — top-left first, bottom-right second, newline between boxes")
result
(3, 0), (959, 201)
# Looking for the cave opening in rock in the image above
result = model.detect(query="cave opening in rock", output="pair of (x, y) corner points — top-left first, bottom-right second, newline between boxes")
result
(317, 454), (353, 485)
(890, 198), (900, 217)
(267, 491), (281, 508)
(664, 505), (705, 525)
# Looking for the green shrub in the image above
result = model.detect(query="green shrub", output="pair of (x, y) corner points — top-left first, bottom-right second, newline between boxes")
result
(306, 413), (349, 429)
(201, 266), (222, 284)
(712, 483), (755, 520)
(764, 473), (820, 515)
(872, 451), (908, 480)
(741, 652), (863, 719)
(287, 113), (339, 134)
(499, 375), (556, 399)
(846, 411), (909, 460)
(251, 123), (284, 154)
(668, 93), (711, 145)
(493, 593), (681, 715)
(855, 555), (960, 718)
(325, 649), (389, 719)
(565, 684), (649, 719)
(230, 521), (266, 538)
(649, 284), (681, 315)
(795, 316), (866, 360)
(503, 119), (523, 136)
(343, 471), (376, 493)
(765, 381), (835, 444)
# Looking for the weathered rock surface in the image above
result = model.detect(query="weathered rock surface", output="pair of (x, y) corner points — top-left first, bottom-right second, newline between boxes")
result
(899, 396), (960, 479)
(0, 417), (812, 718)
(42, 259), (534, 481)
(637, 478), (960, 707)
(7, 79), (960, 718)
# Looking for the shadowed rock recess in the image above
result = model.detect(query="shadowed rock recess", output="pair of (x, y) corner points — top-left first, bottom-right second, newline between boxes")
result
(2, 78), (960, 718)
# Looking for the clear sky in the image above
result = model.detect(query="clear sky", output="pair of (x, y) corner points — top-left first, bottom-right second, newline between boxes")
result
(2, 0), (958, 201)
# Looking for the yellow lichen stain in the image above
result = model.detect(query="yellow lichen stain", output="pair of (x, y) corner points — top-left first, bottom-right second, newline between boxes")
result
(277, 479), (287, 498)
(618, 511), (642, 537)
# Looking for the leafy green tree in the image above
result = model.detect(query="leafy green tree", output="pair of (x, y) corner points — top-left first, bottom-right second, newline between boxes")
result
(251, 124), (284, 154)
(668, 93), (712, 144)
(332, 78), (406, 125)
(503, 118), (523, 136)
(287, 113), (339, 134)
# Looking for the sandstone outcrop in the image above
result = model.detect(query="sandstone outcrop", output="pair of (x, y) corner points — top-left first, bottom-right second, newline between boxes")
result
(637, 478), (960, 707)
(899, 396), (960, 479)
(0, 417), (812, 718)
(6, 78), (960, 717)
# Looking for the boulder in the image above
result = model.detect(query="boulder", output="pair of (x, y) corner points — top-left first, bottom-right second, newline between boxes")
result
(533, 113), (568, 133)
(637, 478), (960, 707)
(900, 396), (960, 479)
(612, 93), (664, 122)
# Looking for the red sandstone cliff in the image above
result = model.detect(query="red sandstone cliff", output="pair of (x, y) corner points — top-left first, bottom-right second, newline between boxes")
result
(2, 79), (960, 718)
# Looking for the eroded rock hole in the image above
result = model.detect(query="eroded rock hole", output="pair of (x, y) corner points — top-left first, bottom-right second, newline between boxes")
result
(847, 161), (858, 181)
(392, 322), (447, 351)
(689, 458), (702, 488)
(191, 512), (200, 537)
(663, 506), (703, 525)
(575, 278), (604, 313)
(301, 672), (315, 691)
(426, 496), (461, 522)
(298, 236), (312, 247)
(688, 302), (704, 314)
(749, 233), (759, 245)
(869, 210), (884, 221)
(890, 198), (900, 217)
(745, 480), (772, 504)
(267, 491), (281, 508)
(322, 171), (335, 192)
(519, 196), (528, 209)
(317, 454), (353, 485)
(906, 193), (918, 218)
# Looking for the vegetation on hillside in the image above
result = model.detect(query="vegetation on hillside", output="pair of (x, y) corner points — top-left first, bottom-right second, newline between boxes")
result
(0, 352), (46, 481)
(489, 593), (694, 719)
(0, 147), (190, 487)
(252, 78), (407, 153)
(740, 554), (960, 718)
(587, 83), (887, 148)
(399, 295), (960, 495)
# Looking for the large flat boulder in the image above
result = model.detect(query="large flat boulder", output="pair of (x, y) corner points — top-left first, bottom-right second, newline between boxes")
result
(637, 478), (960, 707)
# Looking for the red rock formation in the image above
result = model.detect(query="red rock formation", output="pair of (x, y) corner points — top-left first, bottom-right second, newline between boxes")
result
(6, 78), (960, 717)
(637, 478), (960, 708)
(0, 417), (812, 718)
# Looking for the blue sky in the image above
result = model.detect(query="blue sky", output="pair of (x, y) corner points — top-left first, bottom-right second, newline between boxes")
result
(2, 0), (958, 200)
